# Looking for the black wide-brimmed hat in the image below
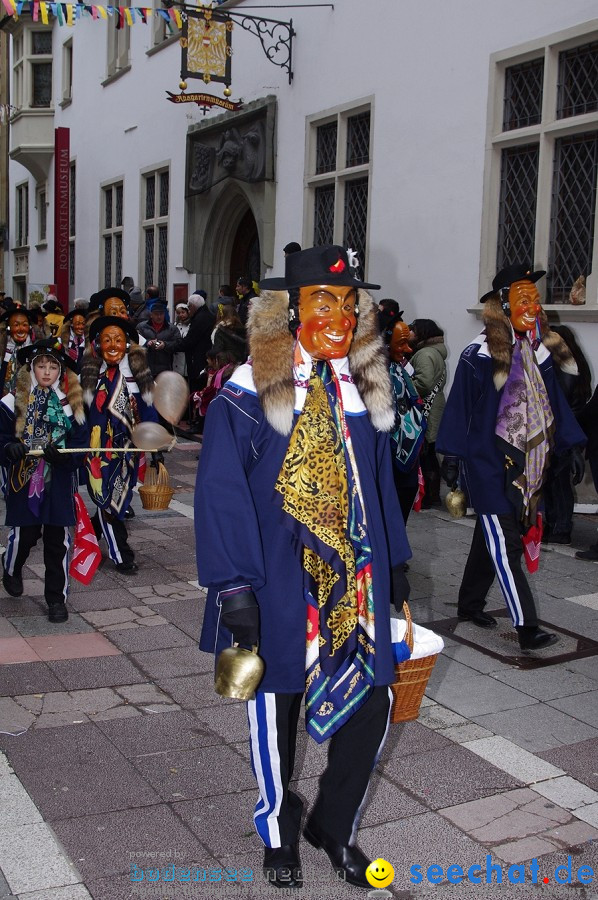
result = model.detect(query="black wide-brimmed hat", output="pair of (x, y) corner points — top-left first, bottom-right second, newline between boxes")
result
(42, 299), (64, 314)
(0, 304), (36, 325)
(89, 315), (139, 345)
(480, 264), (546, 303)
(260, 245), (381, 291)
(64, 308), (87, 323)
(17, 336), (78, 372)
(88, 288), (131, 313)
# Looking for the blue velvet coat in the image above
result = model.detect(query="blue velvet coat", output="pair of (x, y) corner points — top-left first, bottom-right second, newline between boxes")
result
(195, 365), (411, 694)
(0, 393), (89, 527)
(436, 333), (586, 514)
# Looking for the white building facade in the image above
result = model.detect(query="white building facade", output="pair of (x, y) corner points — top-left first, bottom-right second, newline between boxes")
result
(2, 0), (598, 374)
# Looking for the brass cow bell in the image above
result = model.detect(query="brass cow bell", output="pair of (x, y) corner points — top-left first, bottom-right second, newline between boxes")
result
(215, 644), (265, 700)
(445, 488), (467, 519)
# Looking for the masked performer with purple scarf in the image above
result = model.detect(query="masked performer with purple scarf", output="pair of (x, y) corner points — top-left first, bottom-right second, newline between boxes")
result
(437, 265), (585, 651)
(0, 338), (87, 622)
(81, 316), (156, 575)
(195, 246), (410, 889)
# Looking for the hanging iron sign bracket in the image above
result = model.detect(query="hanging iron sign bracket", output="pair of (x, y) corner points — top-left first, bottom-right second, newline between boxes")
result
(167, 1), (295, 85)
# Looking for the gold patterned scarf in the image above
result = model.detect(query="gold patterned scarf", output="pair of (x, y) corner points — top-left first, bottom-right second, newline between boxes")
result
(275, 359), (376, 742)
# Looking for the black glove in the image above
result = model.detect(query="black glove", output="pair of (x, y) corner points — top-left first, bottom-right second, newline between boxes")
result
(5, 442), (27, 463)
(391, 565), (411, 614)
(150, 452), (165, 468)
(43, 444), (68, 466)
(440, 456), (459, 489)
(220, 590), (260, 647)
(571, 446), (585, 485)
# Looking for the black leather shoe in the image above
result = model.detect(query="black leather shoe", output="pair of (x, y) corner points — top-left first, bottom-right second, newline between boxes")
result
(303, 821), (370, 888)
(115, 561), (138, 575)
(2, 555), (23, 597)
(124, 507), (136, 519)
(517, 627), (558, 651)
(263, 846), (302, 889)
(457, 611), (498, 629)
(48, 602), (68, 623)
(542, 533), (571, 545)
(575, 543), (598, 561)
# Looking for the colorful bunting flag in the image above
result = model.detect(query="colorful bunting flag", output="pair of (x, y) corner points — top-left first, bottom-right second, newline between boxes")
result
(0, 0), (189, 23)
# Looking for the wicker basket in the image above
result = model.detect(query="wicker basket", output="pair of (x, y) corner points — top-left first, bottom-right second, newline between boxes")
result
(138, 462), (175, 511)
(390, 601), (438, 723)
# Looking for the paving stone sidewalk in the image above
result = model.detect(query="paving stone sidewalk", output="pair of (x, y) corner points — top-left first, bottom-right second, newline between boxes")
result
(1, 442), (598, 899)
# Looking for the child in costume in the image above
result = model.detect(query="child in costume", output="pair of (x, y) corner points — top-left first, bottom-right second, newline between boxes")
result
(81, 315), (156, 574)
(0, 337), (88, 622)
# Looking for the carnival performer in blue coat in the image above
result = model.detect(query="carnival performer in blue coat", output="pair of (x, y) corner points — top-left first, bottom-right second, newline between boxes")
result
(0, 337), (88, 622)
(81, 316), (156, 574)
(195, 246), (411, 889)
(437, 265), (586, 651)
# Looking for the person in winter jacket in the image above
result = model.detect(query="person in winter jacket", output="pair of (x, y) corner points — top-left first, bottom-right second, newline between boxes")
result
(408, 318), (447, 508)
(137, 301), (180, 378)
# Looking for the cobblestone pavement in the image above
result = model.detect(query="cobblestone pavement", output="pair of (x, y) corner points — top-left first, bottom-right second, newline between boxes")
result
(1, 440), (598, 899)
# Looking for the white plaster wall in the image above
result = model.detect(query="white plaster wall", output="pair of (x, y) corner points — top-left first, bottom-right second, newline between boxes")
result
(6, 0), (598, 378)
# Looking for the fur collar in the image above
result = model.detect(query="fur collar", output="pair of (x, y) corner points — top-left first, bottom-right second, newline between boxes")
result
(14, 365), (85, 438)
(248, 289), (395, 436)
(482, 297), (578, 390)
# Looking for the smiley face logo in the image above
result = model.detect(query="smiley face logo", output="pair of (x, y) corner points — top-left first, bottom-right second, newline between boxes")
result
(365, 858), (395, 888)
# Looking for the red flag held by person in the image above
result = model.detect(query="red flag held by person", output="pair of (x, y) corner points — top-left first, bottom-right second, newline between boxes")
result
(69, 493), (102, 585)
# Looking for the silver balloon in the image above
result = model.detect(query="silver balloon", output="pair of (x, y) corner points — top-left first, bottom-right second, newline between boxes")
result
(131, 421), (174, 451)
(153, 371), (190, 425)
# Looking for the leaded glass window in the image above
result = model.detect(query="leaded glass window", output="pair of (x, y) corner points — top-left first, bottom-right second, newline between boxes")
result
(104, 236), (112, 287)
(489, 27), (598, 306)
(16, 184), (28, 247)
(115, 185), (123, 228)
(145, 228), (154, 288)
(158, 225), (168, 301)
(308, 104), (373, 275)
(38, 189), (47, 243)
(143, 169), (169, 298)
(346, 112), (370, 167)
(32, 62), (52, 107)
(316, 122), (337, 175)
(343, 178), (368, 273)
(146, 176), (155, 220)
(105, 188), (112, 230)
(548, 132), (598, 302)
(314, 184), (335, 246)
(503, 59), (544, 130)
(557, 41), (598, 119)
(159, 172), (169, 218)
(497, 145), (539, 272)
(32, 32), (52, 54)
(102, 182), (123, 287)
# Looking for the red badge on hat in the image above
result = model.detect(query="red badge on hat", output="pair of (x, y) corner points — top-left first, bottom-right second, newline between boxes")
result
(329, 258), (345, 274)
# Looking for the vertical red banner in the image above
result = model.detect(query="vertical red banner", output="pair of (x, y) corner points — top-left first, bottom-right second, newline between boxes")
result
(54, 127), (70, 314)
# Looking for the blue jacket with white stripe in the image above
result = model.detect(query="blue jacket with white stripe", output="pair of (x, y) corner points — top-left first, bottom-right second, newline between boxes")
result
(195, 362), (410, 694)
(436, 333), (586, 515)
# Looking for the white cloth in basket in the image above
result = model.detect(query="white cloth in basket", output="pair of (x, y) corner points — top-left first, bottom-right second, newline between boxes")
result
(390, 617), (445, 660)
